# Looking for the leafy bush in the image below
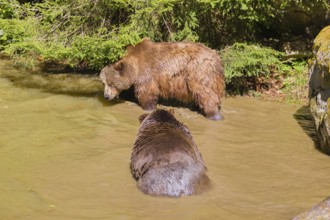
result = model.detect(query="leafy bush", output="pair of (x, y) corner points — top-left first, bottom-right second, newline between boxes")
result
(0, 0), (21, 19)
(0, 19), (36, 49)
(281, 60), (308, 103)
(0, 0), (328, 70)
(0, 0), (142, 70)
(220, 42), (309, 103)
(221, 43), (284, 94)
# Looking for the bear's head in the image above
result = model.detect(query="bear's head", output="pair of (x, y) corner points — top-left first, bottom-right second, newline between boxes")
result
(137, 109), (190, 133)
(139, 109), (175, 124)
(100, 59), (137, 100)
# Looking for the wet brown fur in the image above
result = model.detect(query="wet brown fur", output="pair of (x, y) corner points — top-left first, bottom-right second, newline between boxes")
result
(100, 38), (225, 120)
(131, 109), (210, 197)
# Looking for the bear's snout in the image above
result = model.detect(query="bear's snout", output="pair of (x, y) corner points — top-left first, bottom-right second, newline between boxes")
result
(103, 85), (119, 101)
(104, 92), (111, 100)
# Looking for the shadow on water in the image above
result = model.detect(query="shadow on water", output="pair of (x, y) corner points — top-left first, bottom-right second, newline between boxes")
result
(1, 60), (103, 97)
(293, 105), (322, 152)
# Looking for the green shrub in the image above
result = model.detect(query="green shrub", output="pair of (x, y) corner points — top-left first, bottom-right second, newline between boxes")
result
(0, 0), (328, 71)
(221, 43), (284, 94)
(0, 0), (21, 19)
(281, 60), (308, 103)
(0, 19), (36, 49)
(41, 31), (140, 69)
(220, 42), (309, 103)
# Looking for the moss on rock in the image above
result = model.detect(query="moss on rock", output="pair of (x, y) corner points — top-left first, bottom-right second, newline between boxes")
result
(309, 25), (330, 155)
(313, 26), (330, 73)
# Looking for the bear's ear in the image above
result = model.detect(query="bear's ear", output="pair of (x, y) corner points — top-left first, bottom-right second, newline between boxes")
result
(139, 113), (149, 123)
(114, 61), (124, 72)
(168, 108), (175, 115)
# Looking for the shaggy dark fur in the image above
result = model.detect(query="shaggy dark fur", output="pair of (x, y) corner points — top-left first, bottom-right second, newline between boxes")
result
(131, 109), (210, 197)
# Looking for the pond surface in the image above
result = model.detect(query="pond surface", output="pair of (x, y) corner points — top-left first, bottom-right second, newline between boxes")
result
(1, 60), (330, 220)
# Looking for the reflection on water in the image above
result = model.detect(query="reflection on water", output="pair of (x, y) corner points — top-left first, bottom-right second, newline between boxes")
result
(1, 60), (330, 220)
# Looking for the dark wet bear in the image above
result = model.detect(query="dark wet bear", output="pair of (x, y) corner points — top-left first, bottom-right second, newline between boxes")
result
(130, 109), (210, 197)
(100, 38), (225, 120)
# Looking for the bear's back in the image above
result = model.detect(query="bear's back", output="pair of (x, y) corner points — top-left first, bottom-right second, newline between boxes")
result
(125, 38), (221, 71)
(132, 127), (208, 197)
(131, 111), (209, 197)
(132, 126), (200, 163)
(131, 124), (204, 178)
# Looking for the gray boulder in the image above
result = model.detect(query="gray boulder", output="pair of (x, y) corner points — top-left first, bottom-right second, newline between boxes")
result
(293, 198), (330, 220)
(308, 25), (330, 154)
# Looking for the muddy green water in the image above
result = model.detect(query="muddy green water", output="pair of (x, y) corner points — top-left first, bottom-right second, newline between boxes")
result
(0, 60), (330, 220)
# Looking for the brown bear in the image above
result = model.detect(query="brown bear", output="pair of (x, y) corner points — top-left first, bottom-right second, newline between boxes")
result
(99, 38), (225, 120)
(130, 109), (210, 197)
